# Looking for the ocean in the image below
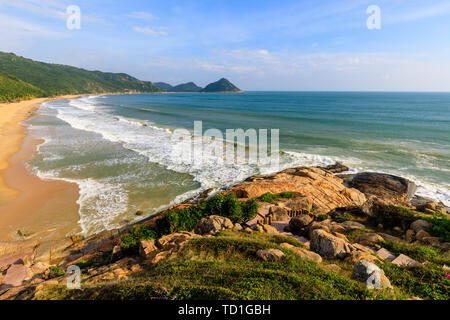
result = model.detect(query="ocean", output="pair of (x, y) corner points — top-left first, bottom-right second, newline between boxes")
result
(26, 92), (450, 235)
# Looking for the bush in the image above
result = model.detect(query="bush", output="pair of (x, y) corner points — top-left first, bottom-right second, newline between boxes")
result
(49, 266), (65, 278)
(119, 225), (158, 254)
(425, 217), (450, 243)
(332, 212), (355, 223)
(259, 192), (294, 203)
(279, 192), (294, 199)
(75, 260), (94, 270)
(371, 205), (422, 231)
(259, 192), (280, 203)
(155, 194), (259, 235)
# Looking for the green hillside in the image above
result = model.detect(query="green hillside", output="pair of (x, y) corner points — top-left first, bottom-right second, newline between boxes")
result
(172, 82), (202, 92)
(202, 78), (241, 92)
(0, 52), (161, 102)
(0, 72), (46, 102)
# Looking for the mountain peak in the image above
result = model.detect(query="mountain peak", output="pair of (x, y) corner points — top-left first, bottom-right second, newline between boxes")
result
(202, 78), (241, 93)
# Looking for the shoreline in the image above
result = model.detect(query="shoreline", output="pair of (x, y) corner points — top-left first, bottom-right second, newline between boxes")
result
(0, 95), (89, 241)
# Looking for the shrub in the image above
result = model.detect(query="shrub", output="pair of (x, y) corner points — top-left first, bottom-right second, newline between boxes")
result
(155, 194), (259, 235)
(119, 225), (158, 254)
(425, 217), (450, 243)
(259, 193), (280, 203)
(75, 260), (94, 270)
(332, 212), (355, 223)
(371, 205), (422, 231)
(49, 266), (65, 278)
(279, 192), (294, 199)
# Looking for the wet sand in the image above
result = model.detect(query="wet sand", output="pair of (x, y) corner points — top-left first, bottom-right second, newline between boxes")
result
(0, 96), (83, 242)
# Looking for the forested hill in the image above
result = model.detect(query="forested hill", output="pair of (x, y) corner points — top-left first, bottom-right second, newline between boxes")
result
(0, 52), (161, 102)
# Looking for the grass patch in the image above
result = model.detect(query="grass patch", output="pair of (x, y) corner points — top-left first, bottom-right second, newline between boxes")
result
(36, 231), (406, 300)
(258, 192), (294, 203)
(75, 260), (95, 270)
(49, 266), (65, 278)
(378, 261), (450, 300)
(379, 241), (449, 265)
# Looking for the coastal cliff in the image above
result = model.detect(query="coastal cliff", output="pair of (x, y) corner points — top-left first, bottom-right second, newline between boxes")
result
(1, 165), (449, 300)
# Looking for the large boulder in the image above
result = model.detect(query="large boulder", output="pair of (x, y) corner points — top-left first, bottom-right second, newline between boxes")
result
(345, 251), (378, 264)
(283, 197), (313, 212)
(253, 224), (279, 234)
(310, 229), (352, 259)
(391, 254), (420, 267)
(256, 249), (285, 262)
(349, 172), (416, 207)
(280, 243), (322, 263)
(156, 232), (199, 251)
(224, 167), (366, 215)
(139, 240), (158, 260)
(356, 233), (384, 246)
(194, 215), (233, 235)
(289, 214), (313, 232)
(410, 219), (432, 233)
(351, 259), (392, 289)
(319, 163), (349, 174)
(269, 206), (290, 222)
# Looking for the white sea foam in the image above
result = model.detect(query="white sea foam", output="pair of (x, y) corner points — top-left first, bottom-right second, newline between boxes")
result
(29, 96), (450, 235)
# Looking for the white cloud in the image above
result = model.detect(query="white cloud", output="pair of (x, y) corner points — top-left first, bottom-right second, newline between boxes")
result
(133, 26), (168, 37)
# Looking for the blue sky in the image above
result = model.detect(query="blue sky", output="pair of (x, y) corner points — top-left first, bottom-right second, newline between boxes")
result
(1, 0), (450, 91)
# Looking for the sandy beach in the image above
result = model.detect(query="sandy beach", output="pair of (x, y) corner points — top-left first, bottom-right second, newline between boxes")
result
(0, 95), (84, 241)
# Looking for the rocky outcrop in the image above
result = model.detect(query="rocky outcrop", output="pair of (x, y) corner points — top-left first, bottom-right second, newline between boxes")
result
(310, 229), (353, 259)
(225, 167), (366, 215)
(289, 214), (313, 233)
(355, 233), (384, 247)
(256, 249), (285, 262)
(391, 254), (420, 268)
(351, 259), (392, 289)
(410, 219), (432, 233)
(348, 172), (416, 207)
(139, 240), (158, 260)
(156, 232), (199, 251)
(194, 215), (233, 235)
(319, 163), (349, 174)
(253, 224), (279, 234)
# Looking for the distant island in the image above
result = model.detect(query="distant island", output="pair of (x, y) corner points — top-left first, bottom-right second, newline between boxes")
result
(0, 52), (242, 102)
(155, 78), (242, 93)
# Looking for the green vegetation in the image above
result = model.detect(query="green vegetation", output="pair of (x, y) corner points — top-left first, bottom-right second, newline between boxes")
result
(155, 194), (258, 235)
(0, 52), (161, 102)
(332, 211), (356, 223)
(75, 260), (95, 270)
(259, 192), (294, 203)
(201, 78), (241, 92)
(379, 240), (450, 266)
(378, 261), (450, 300)
(0, 72), (45, 102)
(119, 225), (158, 255)
(425, 217), (450, 243)
(38, 231), (395, 300)
(49, 266), (65, 278)
(372, 205), (450, 242)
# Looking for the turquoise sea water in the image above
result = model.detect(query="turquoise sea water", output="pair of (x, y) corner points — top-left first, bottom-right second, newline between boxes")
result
(27, 92), (450, 235)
